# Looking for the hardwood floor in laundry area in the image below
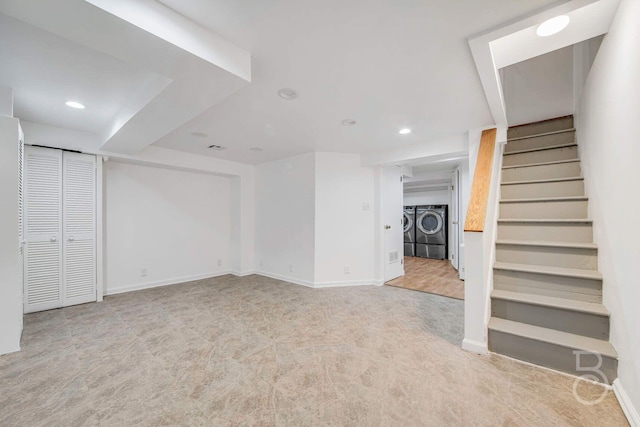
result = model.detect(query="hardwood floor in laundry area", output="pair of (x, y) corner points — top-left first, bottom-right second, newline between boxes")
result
(0, 275), (627, 426)
(387, 256), (465, 299)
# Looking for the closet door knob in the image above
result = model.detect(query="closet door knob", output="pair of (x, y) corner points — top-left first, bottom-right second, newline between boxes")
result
(68, 236), (75, 241)
(50, 236), (57, 242)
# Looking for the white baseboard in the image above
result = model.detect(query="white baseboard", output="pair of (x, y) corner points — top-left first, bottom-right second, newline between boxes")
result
(613, 379), (640, 427)
(231, 270), (256, 277)
(104, 271), (232, 296)
(254, 271), (315, 288)
(313, 279), (377, 288)
(254, 271), (377, 289)
(462, 338), (488, 355)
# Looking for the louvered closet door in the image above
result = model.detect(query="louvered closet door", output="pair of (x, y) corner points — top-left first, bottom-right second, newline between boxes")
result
(24, 146), (63, 313)
(62, 152), (96, 306)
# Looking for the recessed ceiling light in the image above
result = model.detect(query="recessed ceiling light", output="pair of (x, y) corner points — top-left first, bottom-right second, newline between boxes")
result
(207, 144), (226, 150)
(190, 131), (208, 138)
(277, 88), (298, 100)
(65, 101), (85, 109)
(341, 119), (357, 126)
(536, 15), (570, 37)
(249, 147), (263, 151)
(399, 128), (412, 135)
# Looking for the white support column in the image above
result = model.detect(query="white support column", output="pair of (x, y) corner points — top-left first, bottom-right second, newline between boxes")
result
(0, 109), (22, 354)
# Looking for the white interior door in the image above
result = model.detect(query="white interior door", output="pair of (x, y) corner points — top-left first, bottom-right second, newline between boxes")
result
(62, 151), (96, 306)
(24, 146), (63, 313)
(383, 166), (404, 282)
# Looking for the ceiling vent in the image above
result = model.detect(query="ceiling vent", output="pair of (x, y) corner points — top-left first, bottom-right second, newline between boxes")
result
(207, 144), (226, 150)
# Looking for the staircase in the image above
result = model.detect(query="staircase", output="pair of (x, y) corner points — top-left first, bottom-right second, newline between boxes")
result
(488, 115), (618, 383)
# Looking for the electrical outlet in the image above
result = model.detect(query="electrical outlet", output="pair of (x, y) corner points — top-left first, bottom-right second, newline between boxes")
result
(289, 264), (293, 272)
(344, 266), (350, 274)
(362, 202), (370, 211)
(141, 268), (147, 277)
(217, 259), (222, 267)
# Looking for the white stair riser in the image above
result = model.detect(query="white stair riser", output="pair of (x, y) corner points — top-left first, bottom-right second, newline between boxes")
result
(507, 116), (574, 139)
(503, 145), (578, 167)
(493, 269), (602, 302)
(496, 245), (597, 270)
(497, 223), (593, 243)
(491, 298), (609, 339)
(500, 200), (588, 219)
(502, 161), (581, 182)
(505, 130), (575, 153)
(501, 180), (584, 199)
(488, 330), (617, 384)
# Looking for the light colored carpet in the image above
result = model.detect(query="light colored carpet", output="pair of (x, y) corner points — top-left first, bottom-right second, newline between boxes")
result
(0, 275), (627, 426)
(386, 256), (465, 299)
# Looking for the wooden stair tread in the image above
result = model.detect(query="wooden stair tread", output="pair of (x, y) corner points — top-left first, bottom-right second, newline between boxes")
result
(501, 176), (583, 186)
(507, 128), (575, 142)
(495, 239), (597, 249)
(500, 196), (588, 203)
(491, 289), (608, 316)
(502, 159), (580, 170)
(493, 262), (603, 280)
(504, 143), (577, 156)
(488, 317), (618, 359)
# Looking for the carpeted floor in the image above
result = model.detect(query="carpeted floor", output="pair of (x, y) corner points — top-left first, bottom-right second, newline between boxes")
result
(387, 256), (465, 299)
(0, 275), (627, 426)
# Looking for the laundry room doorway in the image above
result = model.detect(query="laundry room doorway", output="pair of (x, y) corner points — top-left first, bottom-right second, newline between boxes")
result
(385, 158), (467, 300)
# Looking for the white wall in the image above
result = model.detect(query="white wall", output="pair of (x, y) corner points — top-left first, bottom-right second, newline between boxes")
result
(458, 162), (470, 279)
(502, 45), (574, 126)
(0, 86), (14, 117)
(314, 153), (375, 286)
(463, 126), (506, 354)
(403, 189), (450, 206)
(255, 153), (316, 286)
(575, 0), (640, 420)
(0, 114), (22, 354)
(104, 161), (232, 294)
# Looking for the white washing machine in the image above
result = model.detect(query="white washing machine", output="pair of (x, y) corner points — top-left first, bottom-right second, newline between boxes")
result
(415, 205), (447, 260)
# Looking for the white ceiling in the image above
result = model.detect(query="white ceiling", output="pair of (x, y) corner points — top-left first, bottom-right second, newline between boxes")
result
(153, 0), (559, 163)
(0, 0), (563, 164)
(0, 0), (250, 154)
(0, 14), (154, 133)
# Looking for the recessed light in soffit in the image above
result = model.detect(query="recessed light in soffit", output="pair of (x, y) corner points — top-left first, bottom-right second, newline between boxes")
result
(65, 101), (85, 109)
(341, 119), (357, 126)
(207, 144), (226, 150)
(536, 15), (570, 37)
(277, 88), (298, 100)
(399, 128), (412, 135)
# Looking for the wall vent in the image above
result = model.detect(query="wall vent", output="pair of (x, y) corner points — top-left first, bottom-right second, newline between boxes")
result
(389, 251), (399, 263)
(207, 145), (226, 150)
